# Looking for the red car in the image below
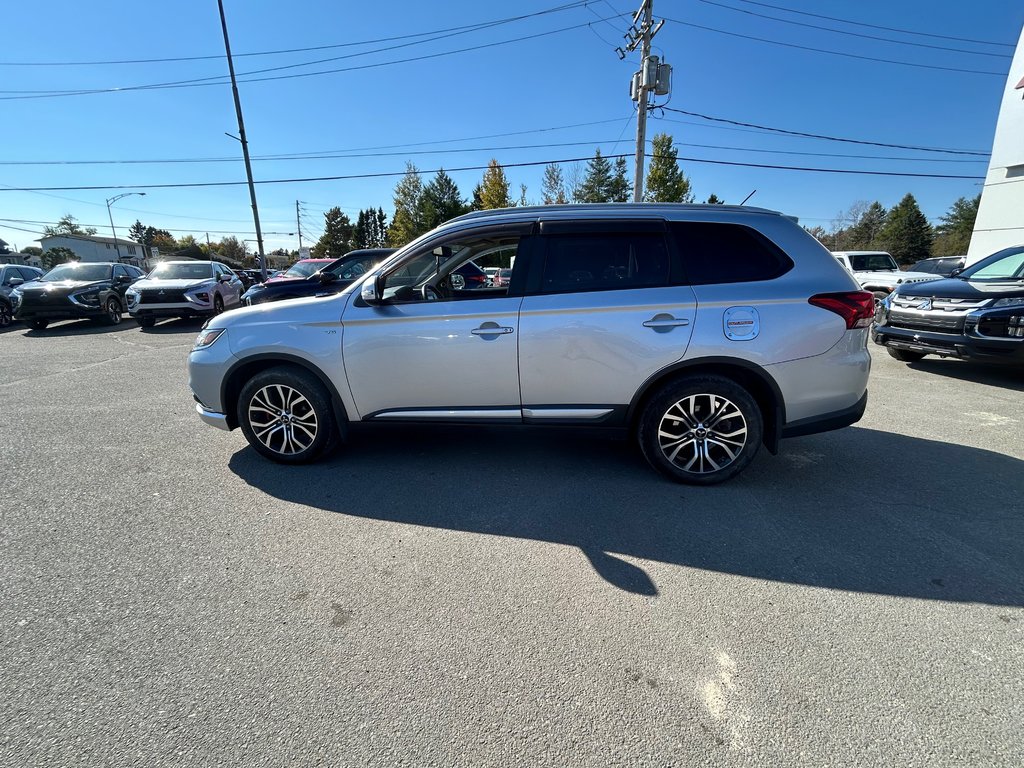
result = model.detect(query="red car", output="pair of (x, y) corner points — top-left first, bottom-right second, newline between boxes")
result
(264, 259), (334, 284)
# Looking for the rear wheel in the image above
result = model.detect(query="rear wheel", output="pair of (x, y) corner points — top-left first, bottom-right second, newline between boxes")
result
(887, 347), (926, 363)
(638, 375), (763, 485)
(213, 294), (224, 315)
(26, 318), (48, 330)
(237, 366), (336, 464)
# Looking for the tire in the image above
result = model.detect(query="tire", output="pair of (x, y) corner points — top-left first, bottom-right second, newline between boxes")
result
(237, 366), (336, 464)
(887, 347), (926, 363)
(26, 318), (48, 330)
(0, 301), (11, 328)
(137, 316), (156, 328)
(872, 292), (889, 324)
(104, 297), (123, 325)
(213, 294), (224, 315)
(638, 375), (763, 485)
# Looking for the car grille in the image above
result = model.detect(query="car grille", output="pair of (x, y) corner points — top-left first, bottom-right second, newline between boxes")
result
(138, 289), (187, 304)
(887, 295), (990, 334)
(19, 291), (69, 308)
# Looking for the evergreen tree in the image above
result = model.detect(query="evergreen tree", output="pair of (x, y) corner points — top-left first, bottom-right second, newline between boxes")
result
(578, 149), (614, 203)
(879, 193), (933, 265)
(705, 194), (725, 205)
(644, 133), (693, 203)
(388, 162), (426, 247)
(933, 194), (980, 256)
(845, 201), (887, 250)
(478, 159), (513, 209)
(353, 210), (369, 249)
(373, 208), (388, 248)
(420, 168), (468, 229)
(609, 157), (631, 202)
(312, 207), (354, 258)
(541, 163), (568, 204)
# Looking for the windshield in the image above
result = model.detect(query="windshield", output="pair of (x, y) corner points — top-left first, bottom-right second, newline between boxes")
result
(849, 253), (898, 271)
(149, 262), (214, 280)
(959, 247), (1024, 281)
(41, 263), (111, 282)
(282, 261), (328, 279)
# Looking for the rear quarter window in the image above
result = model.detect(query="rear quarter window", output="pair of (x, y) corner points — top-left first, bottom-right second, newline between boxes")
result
(669, 221), (793, 285)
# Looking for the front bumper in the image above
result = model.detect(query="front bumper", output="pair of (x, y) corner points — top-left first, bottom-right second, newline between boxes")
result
(15, 302), (106, 321)
(195, 402), (231, 431)
(872, 324), (1024, 363)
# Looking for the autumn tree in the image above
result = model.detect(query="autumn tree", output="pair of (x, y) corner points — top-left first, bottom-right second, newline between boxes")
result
(478, 159), (513, 209)
(644, 134), (693, 203)
(218, 236), (248, 264)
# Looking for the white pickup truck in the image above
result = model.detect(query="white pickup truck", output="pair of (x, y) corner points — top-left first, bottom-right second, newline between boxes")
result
(831, 251), (940, 304)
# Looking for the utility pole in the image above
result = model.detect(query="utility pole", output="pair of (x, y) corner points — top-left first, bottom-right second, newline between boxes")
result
(620, 0), (667, 202)
(296, 200), (303, 250)
(217, 0), (267, 280)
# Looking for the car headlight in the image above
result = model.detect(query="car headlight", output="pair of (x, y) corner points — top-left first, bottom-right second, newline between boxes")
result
(992, 297), (1024, 308)
(192, 327), (225, 350)
(69, 289), (101, 306)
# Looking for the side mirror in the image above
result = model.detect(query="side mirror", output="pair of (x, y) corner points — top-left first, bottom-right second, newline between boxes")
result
(219, 273), (232, 283)
(117, 274), (133, 283)
(8, 277), (23, 287)
(360, 272), (386, 305)
(950, 267), (964, 277)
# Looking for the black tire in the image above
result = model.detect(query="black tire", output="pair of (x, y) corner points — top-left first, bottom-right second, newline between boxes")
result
(213, 294), (224, 315)
(104, 297), (123, 325)
(26, 318), (48, 330)
(887, 347), (926, 363)
(638, 375), (763, 485)
(237, 366), (336, 464)
(137, 316), (156, 328)
(0, 301), (11, 328)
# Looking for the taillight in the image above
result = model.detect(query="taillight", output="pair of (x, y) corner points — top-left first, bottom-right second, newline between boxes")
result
(470, 274), (486, 284)
(808, 291), (875, 329)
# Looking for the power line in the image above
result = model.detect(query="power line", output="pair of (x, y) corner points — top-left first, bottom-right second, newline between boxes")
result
(0, 217), (296, 236)
(660, 107), (991, 156)
(732, 0), (1015, 48)
(0, 1), (594, 67)
(0, 13), (628, 101)
(0, 153), (985, 193)
(694, 0), (1012, 59)
(660, 15), (1007, 76)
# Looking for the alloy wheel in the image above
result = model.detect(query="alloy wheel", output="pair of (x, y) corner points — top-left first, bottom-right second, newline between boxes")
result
(247, 384), (319, 456)
(107, 299), (122, 324)
(0, 303), (11, 328)
(657, 393), (748, 475)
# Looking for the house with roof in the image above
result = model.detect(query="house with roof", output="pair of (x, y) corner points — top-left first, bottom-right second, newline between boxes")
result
(36, 233), (145, 267)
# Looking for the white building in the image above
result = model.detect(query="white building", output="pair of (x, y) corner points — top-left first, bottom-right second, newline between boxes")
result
(36, 233), (145, 266)
(968, 27), (1024, 265)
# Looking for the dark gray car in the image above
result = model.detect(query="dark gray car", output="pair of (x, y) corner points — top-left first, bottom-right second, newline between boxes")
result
(0, 264), (44, 327)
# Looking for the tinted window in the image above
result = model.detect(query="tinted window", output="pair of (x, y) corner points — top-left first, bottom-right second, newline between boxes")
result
(541, 233), (669, 294)
(113, 265), (129, 280)
(670, 222), (792, 285)
(17, 268), (39, 280)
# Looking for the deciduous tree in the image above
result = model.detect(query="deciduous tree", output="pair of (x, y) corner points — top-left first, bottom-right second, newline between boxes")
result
(42, 246), (76, 269)
(43, 215), (96, 237)
(478, 159), (513, 209)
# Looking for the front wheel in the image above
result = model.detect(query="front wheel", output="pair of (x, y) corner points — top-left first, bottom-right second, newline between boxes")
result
(137, 316), (156, 328)
(638, 375), (763, 485)
(237, 366), (336, 464)
(213, 294), (224, 315)
(104, 297), (123, 325)
(887, 347), (926, 363)
(0, 302), (11, 328)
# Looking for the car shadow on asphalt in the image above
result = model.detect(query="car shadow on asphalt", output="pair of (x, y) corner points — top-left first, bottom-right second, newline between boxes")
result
(906, 358), (1024, 391)
(21, 319), (137, 337)
(137, 318), (207, 334)
(229, 425), (1024, 604)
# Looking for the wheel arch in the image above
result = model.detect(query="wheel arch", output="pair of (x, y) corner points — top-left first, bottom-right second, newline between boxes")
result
(627, 357), (786, 454)
(221, 353), (349, 434)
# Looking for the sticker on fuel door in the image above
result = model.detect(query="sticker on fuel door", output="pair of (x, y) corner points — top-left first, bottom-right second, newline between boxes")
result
(723, 306), (760, 340)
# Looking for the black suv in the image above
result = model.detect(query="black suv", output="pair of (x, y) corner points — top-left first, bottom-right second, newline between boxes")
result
(873, 245), (1024, 364)
(12, 261), (144, 330)
(242, 249), (394, 306)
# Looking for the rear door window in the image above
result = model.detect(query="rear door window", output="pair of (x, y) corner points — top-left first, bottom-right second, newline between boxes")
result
(669, 222), (792, 285)
(539, 231), (670, 294)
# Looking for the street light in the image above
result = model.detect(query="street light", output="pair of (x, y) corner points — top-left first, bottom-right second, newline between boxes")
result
(105, 192), (146, 262)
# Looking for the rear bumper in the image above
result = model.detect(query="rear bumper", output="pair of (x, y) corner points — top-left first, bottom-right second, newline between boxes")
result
(782, 390), (867, 439)
(872, 325), (1024, 363)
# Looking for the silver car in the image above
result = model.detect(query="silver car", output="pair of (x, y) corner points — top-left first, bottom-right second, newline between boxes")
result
(127, 260), (243, 328)
(188, 204), (873, 484)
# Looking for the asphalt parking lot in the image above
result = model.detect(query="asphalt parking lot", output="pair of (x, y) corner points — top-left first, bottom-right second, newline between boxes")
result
(2, 318), (1022, 767)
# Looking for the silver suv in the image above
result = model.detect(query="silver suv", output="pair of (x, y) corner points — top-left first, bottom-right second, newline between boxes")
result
(127, 260), (243, 328)
(188, 204), (873, 484)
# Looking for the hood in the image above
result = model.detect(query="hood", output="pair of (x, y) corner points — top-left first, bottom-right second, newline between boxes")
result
(895, 277), (1024, 300)
(20, 279), (106, 293)
(210, 289), (351, 331)
(132, 277), (216, 290)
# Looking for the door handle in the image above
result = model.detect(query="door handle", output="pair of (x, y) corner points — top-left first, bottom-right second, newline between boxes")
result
(643, 315), (690, 329)
(471, 324), (514, 336)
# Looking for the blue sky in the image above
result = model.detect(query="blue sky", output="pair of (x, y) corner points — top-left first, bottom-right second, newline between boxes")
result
(1, 0), (1022, 254)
